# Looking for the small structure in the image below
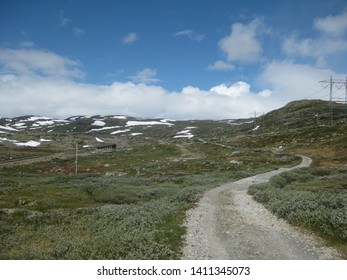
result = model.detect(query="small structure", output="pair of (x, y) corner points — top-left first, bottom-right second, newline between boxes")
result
(96, 143), (117, 151)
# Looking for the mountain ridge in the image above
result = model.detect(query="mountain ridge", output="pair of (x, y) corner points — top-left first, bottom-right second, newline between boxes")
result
(1, 99), (346, 162)
(1, 99), (346, 133)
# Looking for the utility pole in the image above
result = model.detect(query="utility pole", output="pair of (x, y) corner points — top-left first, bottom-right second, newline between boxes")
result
(249, 111), (258, 128)
(75, 142), (78, 175)
(319, 76), (346, 126)
(329, 76), (333, 126)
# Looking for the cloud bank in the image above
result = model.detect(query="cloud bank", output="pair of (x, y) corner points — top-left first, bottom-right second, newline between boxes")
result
(0, 48), (83, 79)
(0, 68), (276, 119)
(1, 9), (347, 120)
(0, 45), (344, 120)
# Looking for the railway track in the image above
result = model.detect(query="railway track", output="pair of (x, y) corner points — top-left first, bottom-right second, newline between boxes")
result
(0, 147), (115, 168)
(0, 155), (45, 164)
(0, 152), (70, 168)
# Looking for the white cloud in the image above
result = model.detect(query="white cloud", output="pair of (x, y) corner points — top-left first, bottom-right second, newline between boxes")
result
(2, 48), (345, 121)
(128, 68), (160, 84)
(122, 32), (138, 44)
(283, 34), (347, 58)
(181, 86), (201, 95)
(74, 27), (86, 36)
(258, 60), (344, 103)
(210, 82), (251, 97)
(282, 10), (347, 61)
(207, 60), (235, 71)
(218, 18), (265, 63)
(175, 29), (205, 42)
(313, 10), (347, 37)
(0, 69), (277, 119)
(59, 10), (71, 26)
(0, 48), (83, 79)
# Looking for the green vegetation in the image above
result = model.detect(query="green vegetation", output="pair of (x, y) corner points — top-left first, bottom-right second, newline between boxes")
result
(0, 140), (296, 259)
(1, 100), (347, 259)
(0, 176), (216, 259)
(248, 167), (347, 257)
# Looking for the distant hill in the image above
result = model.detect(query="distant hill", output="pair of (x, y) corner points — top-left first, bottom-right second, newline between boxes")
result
(257, 99), (346, 131)
(1, 99), (346, 159)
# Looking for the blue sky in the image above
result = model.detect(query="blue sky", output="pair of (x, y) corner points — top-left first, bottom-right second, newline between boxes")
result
(0, 0), (347, 119)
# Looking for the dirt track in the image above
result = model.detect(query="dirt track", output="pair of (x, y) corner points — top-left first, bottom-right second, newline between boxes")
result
(182, 156), (342, 259)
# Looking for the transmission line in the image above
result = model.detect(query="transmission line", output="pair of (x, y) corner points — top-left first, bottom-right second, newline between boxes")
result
(319, 76), (347, 126)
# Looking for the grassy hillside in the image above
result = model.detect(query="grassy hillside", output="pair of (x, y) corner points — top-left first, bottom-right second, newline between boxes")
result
(0, 99), (346, 259)
(0, 141), (298, 259)
(246, 100), (347, 258)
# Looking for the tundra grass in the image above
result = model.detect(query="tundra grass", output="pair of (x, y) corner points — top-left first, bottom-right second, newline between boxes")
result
(248, 167), (347, 258)
(0, 140), (300, 259)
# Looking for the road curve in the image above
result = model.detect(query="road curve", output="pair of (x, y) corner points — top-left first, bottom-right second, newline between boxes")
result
(182, 156), (341, 260)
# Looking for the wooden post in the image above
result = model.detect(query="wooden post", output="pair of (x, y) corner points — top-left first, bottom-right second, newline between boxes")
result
(75, 142), (78, 175)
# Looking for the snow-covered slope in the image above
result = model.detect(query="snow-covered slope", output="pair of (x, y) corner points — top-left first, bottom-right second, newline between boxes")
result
(0, 114), (255, 149)
(0, 115), (178, 136)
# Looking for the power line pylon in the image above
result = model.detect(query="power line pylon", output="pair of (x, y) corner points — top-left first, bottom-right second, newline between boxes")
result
(319, 76), (347, 126)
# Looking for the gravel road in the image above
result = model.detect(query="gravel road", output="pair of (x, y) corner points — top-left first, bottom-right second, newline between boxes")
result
(182, 156), (342, 260)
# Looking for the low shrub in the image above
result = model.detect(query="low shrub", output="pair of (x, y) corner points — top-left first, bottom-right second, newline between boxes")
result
(248, 167), (347, 248)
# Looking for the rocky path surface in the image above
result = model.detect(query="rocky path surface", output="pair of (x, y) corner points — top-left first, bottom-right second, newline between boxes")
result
(182, 156), (342, 259)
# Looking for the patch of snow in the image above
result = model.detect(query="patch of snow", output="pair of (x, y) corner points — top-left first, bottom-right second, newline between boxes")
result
(112, 116), (127, 119)
(174, 134), (194, 139)
(186, 126), (197, 129)
(110, 129), (131, 135)
(89, 126), (120, 132)
(12, 123), (26, 127)
(126, 120), (174, 127)
(26, 116), (51, 122)
(130, 133), (143, 136)
(253, 125), (260, 131)
(95, 137), (104, 143)
(161, 118), (176, 122)
(40, 138), (52, 142)
(36, 121), (55, 126)
(177, 130), (191, 135)
(0, 137), (44, 147)
(0, 137), (48, 147)
(92, 120), (106, 126)
(67, 116), (84, 121)
(0, 125), (18, 132)
(54, 119), (70, 123)
(0, 137), (16, 143)
(174, 128), (195, 139)
(15, 140), (41, 147)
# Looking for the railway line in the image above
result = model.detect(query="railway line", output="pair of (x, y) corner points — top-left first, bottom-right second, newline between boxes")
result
(0, 153), (68, 168)
(0, 146), (117, 169)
